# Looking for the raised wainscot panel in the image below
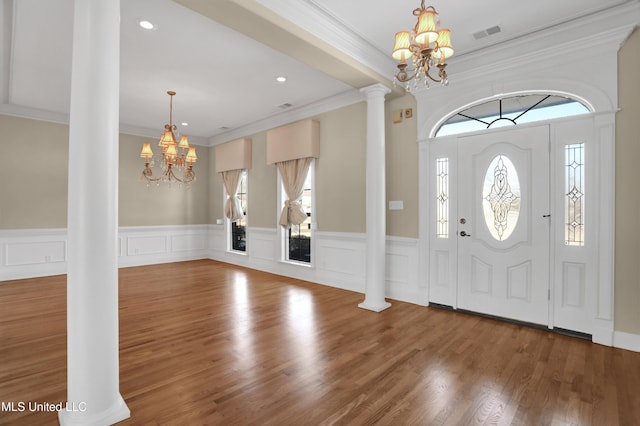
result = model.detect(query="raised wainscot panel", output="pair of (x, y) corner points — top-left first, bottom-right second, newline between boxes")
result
(385, 237), (420, 304)
(172, 234), (207, 252)
(386, 253), (409, 285)
(208, 225), (226, 253)
(126, 236), (168, 256)
(5, 241), (66, 266)
(317, 244), (361, 277)
(249, 228), (277, 261)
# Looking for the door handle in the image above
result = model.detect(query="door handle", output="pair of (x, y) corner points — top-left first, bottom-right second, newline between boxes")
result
(459, 231), (471, 237)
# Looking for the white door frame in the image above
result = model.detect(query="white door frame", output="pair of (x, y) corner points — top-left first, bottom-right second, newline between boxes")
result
(419, 113), (615, 345)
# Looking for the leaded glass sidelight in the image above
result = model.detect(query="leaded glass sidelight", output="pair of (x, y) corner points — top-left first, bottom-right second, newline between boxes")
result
(436, 158), (449, 238)
(565, 143), (584, 246)
(482, 155), (521, 241)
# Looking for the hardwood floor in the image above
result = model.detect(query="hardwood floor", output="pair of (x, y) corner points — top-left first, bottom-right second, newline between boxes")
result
(1, 259), (639, 425)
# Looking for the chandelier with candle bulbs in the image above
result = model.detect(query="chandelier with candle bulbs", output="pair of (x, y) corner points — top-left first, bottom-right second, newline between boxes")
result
(391, 1), (454, 91)
(139, 91), (197, 186)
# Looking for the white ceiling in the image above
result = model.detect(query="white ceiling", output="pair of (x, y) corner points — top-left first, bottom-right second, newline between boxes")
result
(1, 0), (636, 144)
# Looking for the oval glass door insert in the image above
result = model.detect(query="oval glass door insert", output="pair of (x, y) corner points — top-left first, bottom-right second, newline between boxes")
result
(482, 155), (521, 240)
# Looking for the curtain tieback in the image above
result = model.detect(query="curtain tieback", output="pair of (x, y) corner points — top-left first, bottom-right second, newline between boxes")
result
(284, 200), (301, 208)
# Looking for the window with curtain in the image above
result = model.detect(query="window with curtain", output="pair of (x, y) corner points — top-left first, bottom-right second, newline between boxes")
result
(221, 168), (247, 253)
(230, 170), (248, 252)
(277, 158), (313, 264)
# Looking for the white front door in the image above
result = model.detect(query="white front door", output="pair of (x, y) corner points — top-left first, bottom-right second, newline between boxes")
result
(456, 126), (550, 325)
(428, 125), (551, 325)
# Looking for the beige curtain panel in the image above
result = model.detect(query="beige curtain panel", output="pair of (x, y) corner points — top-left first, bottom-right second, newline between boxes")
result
(221, 169), (243, 222)
(277, 157), (312, 228)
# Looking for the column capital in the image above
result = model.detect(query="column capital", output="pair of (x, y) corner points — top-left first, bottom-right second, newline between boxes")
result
(360, 83), (392, 99)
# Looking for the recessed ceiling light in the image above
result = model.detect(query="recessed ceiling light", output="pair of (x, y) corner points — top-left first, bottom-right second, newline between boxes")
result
(275, 76), (287, 83)
(139, 20), (155, 30)
(181, 122), (189, 126)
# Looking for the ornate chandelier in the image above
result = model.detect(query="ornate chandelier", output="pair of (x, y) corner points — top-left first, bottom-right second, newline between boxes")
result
(392, 1), (454, 91)
(140, 91), (197, 186)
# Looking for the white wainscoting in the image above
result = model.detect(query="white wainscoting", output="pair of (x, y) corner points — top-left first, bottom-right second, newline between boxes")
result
(0, 229), (68, 280)
(385, 236), (425, 305)
(118, 225), (209, 268)
(208, 226), (423, 303)
(208, 226), (367, 294)
(0, 225), (210, 281)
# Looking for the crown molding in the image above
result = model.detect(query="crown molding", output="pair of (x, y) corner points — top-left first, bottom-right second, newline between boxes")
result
(453, 26), (636, 87)
(208, 88), (365, 146)
(255, 0), (397, 82)
(0, 102), (69, 124)
(0, 103), (209, 146)
(449, 1), (640, 81)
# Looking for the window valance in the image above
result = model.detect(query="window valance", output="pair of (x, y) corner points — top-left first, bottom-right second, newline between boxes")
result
(266, 119), (319, 164)
(215, 137), (252, 173)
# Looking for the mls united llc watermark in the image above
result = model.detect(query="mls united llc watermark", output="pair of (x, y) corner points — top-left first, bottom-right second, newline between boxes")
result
(2, 401), (87, 413)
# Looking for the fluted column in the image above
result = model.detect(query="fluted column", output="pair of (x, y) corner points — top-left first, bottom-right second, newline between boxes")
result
(60, 0), (130, 424)
(358, 84), (392, 312)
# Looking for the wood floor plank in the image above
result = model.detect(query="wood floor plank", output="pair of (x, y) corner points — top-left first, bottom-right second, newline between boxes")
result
(1, 259), (639, 425)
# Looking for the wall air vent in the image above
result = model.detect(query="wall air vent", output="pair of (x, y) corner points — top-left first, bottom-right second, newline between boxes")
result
(473, 25), (502, 40)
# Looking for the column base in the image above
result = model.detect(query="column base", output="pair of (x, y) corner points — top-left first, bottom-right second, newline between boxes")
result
(58, 393), (130, 426)
(358, 300), (392, 312)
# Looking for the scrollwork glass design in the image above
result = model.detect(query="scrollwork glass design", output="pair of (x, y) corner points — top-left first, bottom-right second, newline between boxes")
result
(482, 155), (521, 241)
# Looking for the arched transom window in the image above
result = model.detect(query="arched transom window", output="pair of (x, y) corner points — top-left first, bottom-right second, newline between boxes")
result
(435, 93), (591, 137)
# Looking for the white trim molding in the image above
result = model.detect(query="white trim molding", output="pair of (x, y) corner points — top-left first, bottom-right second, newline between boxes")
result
(614, 331), (640, 353)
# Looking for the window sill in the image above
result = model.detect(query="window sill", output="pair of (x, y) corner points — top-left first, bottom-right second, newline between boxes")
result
(279, 259), (313, 269)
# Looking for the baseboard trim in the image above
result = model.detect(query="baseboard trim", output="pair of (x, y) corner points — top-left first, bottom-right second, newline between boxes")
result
(613, 331), (640, 353)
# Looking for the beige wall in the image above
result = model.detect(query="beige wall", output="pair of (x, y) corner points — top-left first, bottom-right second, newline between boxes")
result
(0, 115), (69, 229)
(615, 28), (640, 335)
(315, 102), (367, 233)
(385, 94), (419, 238)
(0, 115), (211, 228)
(244, 131), (277, 229)
(208, 142), (224, 225)
(119, 133), (210, 226)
